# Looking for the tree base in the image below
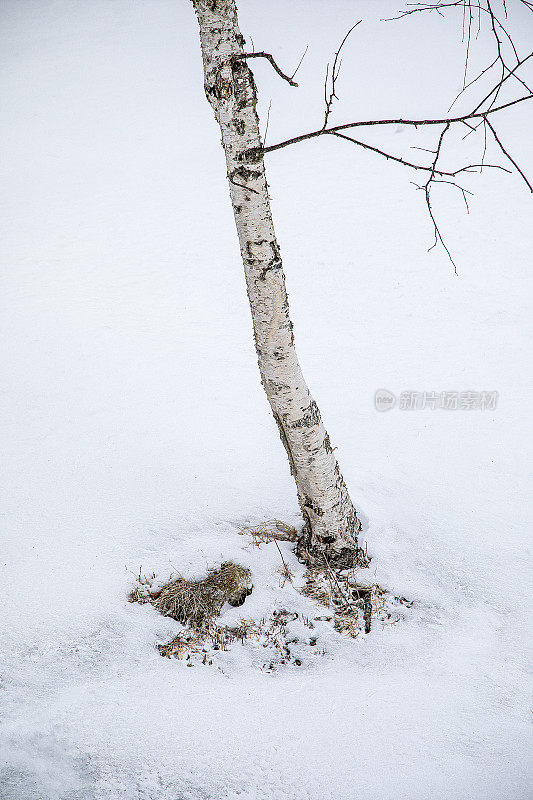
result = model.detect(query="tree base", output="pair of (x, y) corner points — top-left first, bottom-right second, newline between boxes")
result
(296, 526), (370, 570)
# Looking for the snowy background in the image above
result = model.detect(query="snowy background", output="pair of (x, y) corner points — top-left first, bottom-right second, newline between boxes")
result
(1, 1), (532, 798)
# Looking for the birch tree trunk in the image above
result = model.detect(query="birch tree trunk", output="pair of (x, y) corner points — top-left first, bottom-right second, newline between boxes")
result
(192, 0), (363, 565)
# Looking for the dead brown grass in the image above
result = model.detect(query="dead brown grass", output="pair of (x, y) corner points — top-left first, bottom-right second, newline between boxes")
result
(128, 520), (411, 664)
(238, 519), (298, 548)
(129, 562), (251, 623)
(128, 561), (255, 659)
(301, 563), (400, 637)
(153, 562), (252, 626)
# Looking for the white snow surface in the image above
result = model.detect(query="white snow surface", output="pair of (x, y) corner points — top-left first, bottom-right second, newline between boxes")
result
(1, 1), (532, 798)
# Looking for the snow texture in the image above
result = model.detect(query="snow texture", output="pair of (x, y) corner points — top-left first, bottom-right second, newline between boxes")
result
(1, 1), (531, 798)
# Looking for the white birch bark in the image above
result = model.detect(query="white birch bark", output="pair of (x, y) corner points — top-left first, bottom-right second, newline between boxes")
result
(192, 0), (362, 562)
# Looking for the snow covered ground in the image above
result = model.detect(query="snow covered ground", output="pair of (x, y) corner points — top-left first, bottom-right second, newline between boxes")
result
(1, 1), (532, 798)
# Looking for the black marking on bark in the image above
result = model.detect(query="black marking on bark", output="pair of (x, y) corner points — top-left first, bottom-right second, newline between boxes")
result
(236, 146), (263, 164)
(243, 145), (264, 162)
(230, 165), (261, 183)
(258, 257), (282, 281)
(287, 400), (321, 429)
(230, 168), (260, 195)
(256, 240), (282, 279)
(244, 240), (281, 273)
(236, 95), (253, 111)
(271, 345), (287, 361)
(272, 409), (298, 480)
(234, 119), (245, 135)
(230, 57), (255, 110)
(244, 239), (267, 262)
(297, 537), (368, 571)
(229, 178), (259, 195)
(266, 379), (289, 394)
(303, 497), (324, 518)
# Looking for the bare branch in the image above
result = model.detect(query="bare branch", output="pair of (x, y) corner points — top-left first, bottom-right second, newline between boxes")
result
(420, 122), (459, 272)
(473, 52), (533, 113)
(433, 179), (474, 211)
(232, 52), (300, 86)
(326, 130), (508, 179)
(387, 1), (532, 108)
(327, 130), (500, 175)
(448, 56), (499, 112)
(485, 118), (533, 191)
(329, 130), (447, 173)
(425, 188), (458, 273)
(462, 0), (473, 88)
(261, 81), (532, 156)
(322, 22), (362, 129)
(243, 3), (532, 269)
(384, 1), (533, 22)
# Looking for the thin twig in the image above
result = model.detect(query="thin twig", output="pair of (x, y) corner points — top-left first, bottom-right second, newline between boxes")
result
(322, 21), (362, 128)
(290, 45), (309, 81)
(485, 118), (533, 190)
(263, 99), (272, 146)
(422, 122), (459, 272)
(273, 540), (294, 586)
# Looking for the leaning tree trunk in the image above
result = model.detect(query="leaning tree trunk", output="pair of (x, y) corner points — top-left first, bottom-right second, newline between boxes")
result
(192, 0), (363, 564)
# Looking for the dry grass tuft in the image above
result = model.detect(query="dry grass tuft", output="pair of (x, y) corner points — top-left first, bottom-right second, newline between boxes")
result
(129, 561), (252, 628)
(128, 562), (261, 662)
(154, 562), (252, 626)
